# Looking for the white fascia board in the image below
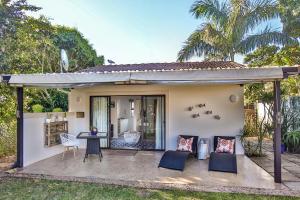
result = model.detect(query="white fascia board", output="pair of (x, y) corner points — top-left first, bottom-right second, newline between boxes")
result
(130, 68), (283, 82)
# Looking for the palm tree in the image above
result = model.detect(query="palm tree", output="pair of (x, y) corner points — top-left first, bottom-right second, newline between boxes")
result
(178, 0), (298, 62)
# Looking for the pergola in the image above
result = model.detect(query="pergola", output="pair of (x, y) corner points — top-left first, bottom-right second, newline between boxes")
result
(1, 65), (299, 183)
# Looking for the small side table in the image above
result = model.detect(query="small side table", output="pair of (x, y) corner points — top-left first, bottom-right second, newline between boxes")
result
(77, 132), (105, 162)
(198, 138), (210, 160)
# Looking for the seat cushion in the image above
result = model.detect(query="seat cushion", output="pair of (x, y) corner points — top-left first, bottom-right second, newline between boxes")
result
(208, 152), (237, 173)
(158, 150), (190, 171)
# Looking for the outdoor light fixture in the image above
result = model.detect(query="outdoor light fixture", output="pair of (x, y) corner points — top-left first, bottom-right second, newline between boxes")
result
(229, 94), (239, 103)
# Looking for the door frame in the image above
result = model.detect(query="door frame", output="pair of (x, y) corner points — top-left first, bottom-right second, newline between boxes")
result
(90, 95), (166, 151)
(141, 95), (166, 151)
(89, 96), (111, 149)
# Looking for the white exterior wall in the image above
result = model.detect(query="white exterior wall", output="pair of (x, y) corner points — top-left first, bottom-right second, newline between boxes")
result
(23, 112), (78, 166)
(69, 84), (245, 154)
(23, 84), (244, 166)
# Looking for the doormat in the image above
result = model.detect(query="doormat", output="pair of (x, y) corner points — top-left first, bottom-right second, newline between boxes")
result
(104, 150), (137, 156)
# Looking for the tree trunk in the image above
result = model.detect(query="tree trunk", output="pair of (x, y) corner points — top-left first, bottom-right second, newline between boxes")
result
(230, 53), (235, 61)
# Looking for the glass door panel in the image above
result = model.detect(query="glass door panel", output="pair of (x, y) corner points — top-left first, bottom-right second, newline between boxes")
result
(141, 96), (165, 150)
(91, 96), (110, 148)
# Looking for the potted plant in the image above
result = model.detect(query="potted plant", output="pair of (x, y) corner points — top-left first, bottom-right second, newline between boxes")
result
(283, 131), (300, 153)
(281, 142), (287, 154)
(91, 127), (98, 136)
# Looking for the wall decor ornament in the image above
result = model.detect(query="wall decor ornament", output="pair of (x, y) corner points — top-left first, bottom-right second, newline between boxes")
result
(192, 113), (200, 118)
(187, 106), (194, 111)
(205, 110), (212, 114)
(197, 103), (206, 108)
(214, 115), (221, 120)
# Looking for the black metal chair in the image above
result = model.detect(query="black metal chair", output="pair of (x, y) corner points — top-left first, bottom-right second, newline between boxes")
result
(158, 135), (198, 171)
(208, 136), (237, 173)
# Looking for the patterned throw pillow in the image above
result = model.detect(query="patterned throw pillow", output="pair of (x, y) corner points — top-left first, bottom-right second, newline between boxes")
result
(177, 136), (194, 152)
(215, 137), (235, 154)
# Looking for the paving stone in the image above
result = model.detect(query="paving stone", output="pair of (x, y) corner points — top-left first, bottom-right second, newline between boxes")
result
(284, 182), (300, 191)
(295, 174), (300, 179)
(269, 172), (300, 182)
(282, 162), (300, 168)
(284, 157), (300, 164)
(249, 139), (300, 185)
(262, 166), (287, 173)
(284, 166), (300, 174)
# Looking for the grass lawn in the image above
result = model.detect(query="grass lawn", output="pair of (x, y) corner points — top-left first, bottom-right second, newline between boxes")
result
(0, 178), (298, 200)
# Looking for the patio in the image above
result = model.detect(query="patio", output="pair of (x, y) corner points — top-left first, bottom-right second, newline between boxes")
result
(19, 149), (284, 190)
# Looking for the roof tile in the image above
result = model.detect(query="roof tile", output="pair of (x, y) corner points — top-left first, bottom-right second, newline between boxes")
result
(79, 61), (245, 73)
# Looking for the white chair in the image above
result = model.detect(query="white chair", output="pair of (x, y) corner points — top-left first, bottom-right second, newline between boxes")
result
(60, 133), (80, 159)
(124, 131), (141, 144)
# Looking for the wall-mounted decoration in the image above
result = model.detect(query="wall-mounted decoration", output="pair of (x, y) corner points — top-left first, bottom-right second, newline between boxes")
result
(197, 103), (206, 108)
(76, 112), (85, 118)
(229, 94), (239, 103)
(205, 110), (212, 114)
(192, 113), (200, 118)
(214, 115), (221, 120)
(187, 106), (194, 111)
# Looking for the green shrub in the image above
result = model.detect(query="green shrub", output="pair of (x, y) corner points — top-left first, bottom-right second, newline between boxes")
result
(283, 131), (300, 153)
(0, 122), (16, 158)
(32, 104), (44, 113)
(52, 108), (63, 112)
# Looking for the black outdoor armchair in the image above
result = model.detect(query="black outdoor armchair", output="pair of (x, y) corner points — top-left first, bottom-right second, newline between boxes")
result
(208, 136), (237, 173)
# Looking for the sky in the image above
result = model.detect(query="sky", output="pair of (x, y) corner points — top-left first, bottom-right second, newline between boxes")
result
(27, 0), (281, 65)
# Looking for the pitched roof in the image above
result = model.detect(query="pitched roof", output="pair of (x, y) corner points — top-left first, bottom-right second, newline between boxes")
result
(80, 61), (245, 73)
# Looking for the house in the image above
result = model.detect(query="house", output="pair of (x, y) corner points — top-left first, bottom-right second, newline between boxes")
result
(1, 61), (299, 184)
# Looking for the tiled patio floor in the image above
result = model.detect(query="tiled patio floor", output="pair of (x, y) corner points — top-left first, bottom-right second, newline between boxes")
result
(250, 139), (300, 191)
(19, 149), (284, 191)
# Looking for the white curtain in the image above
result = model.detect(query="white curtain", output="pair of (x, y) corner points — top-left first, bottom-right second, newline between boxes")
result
(92, 97), (108, 147)
(134, 99), (141, 131)
(155, 97), (163, 149)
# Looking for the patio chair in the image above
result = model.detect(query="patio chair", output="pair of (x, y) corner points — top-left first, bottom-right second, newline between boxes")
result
(158, 135), (198, 171)
(208, 136), (237, 173)
(60, 133), (80, 159)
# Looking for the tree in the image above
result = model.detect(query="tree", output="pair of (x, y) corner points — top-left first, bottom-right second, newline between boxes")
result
(0, 0), (40, 38)
(278, 0), (300, 38)
(244, 45), (300, 96)
(53, 26), (104, 72)
(178, 0), (298, 61)
(244, 45), (279, 67)
(1, 16), (105, 113)
(0, 1), (105, 157)
(1, 16), (60, 74)
(0, 0), (40, 157)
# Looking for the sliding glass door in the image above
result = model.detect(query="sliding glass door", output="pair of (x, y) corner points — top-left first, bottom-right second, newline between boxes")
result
(91, 95), (165, 150)
(90, 96), (110, 148)
(141, 96), (165, 150)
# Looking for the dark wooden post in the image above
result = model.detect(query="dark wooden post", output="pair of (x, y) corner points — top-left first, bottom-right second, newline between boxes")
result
(16, 87), (24, 168)
(273, 81), (281, 183)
